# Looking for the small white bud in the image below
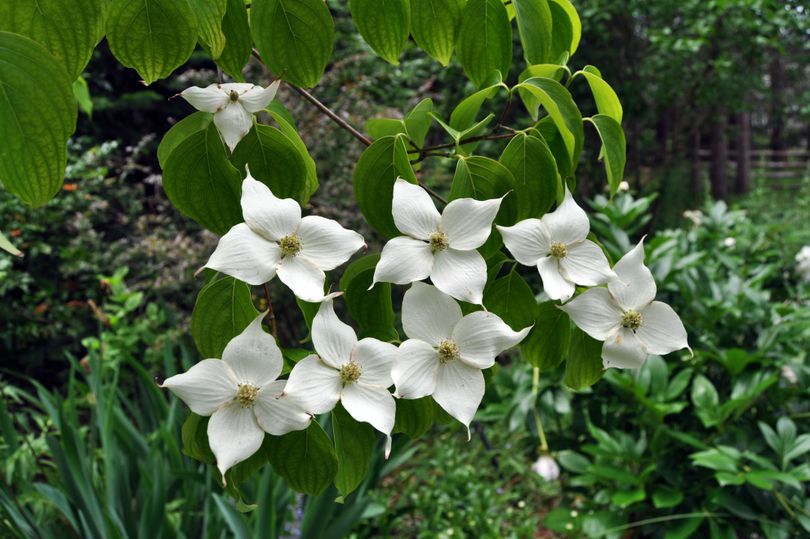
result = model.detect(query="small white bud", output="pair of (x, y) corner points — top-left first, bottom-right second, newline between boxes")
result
(723, 237), (736, 248)
(618, 180), (630, 192)
(532, 454), (560, 482)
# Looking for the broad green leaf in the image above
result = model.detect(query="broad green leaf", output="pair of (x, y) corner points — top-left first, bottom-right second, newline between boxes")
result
(611, 488), (645, 508)
(499, 133), (558, 218)
(450, 84), (503, 131)
(162, 122), (243, 234)
(578, 66), (623, 123)
(652, 486), (684, 509)
(586, 115), (626, 196)
(456, 0), (512, 87)
(353, 134), (418, 238)
(0, 32), (77, 206)
(0, 229), (22, 257)
(532, 117), (574, 180)
(513, 0), (552, 65)
(251, 0), (334, 88)
(267, 108), (319, 199)
(410, 0), (464, 66)
(691, 374), (721, 427)
(563, 327), (603, 390)
(72, 77), (93, 118)
(483, 272), (536, 330)
(366, 118), (407, 140)
(107, 0), (198, 84)
(521, 301), (570, 371)
(519, 64), (567, 83)
(266, 422), (338, 495)
(690, 447), (739, 473)
(157, 111), (213, 168)
(393, 397), (434, 439)
(332, 404), (375, 497)
(404, 99), (434, 148)
(189, 0), (228, 58)
(547, 0), (580, 62)
(349, 0), (410, 65)
(191, 276), (259, 358)
(181, 413), (215, 464)
(0, 0), (104, 80)
(339, 255), (398, 341)
(663, 517), (704, 539)
(217, 0), (252, 80)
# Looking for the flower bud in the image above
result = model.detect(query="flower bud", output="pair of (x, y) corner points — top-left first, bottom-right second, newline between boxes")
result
(532, 454), (560, 482)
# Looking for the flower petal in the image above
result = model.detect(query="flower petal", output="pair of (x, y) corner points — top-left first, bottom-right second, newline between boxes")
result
(354, 338), (397, 388)
(497, 219), (550, 266)
(432, 360), (484, 437)
(254, 380), (312, 436)
(298, 215), (365, 271)
(277, 256), (326, 302)
(608, 239), (657, 311)
(392, 178), (441, 240)
(239, 80), (281, 113)
(208, 403), (265, 479)
(559, 240), (616, 286)
(401, 281), (461, 345)
(602, 329), (647, 369)
(161, 359), (237, 416)
(441, 196), (502, 250)
(542, 185), (590, 244)
(559, 287), (623, 340)
(637, 301), (690, 355)
(372, 236), (433, 286)
(222, 312), (282, 386)
(312, 300), (358, 368)
(214, 101), (254, 151)
(180, 84), (228, 113)
(536, 257), (575, 302)
(218, 83), (256, 94)
(430, 248), (487, 304)
(283, 355), (341, 414)
(240, 172), (301, 241)
(205, 223), (282, 286)
(453, 311), (531, 369)
(392, 339), (440, 399)
(342, 383), (396, 437)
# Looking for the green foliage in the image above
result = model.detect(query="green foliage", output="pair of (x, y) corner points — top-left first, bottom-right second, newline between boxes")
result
(455, 0), (513, 88)
(409, 0), (464, 66)
(266, 422), (338, 496)
(217, 0), (252, 80)
(513, 0), (553, 65)
(191, 276), (259, 359)
(188, 0), (228, 59)
(349, 0), (410, 65)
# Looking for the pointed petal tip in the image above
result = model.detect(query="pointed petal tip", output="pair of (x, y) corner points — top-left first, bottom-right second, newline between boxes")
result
(384, 436), (392, 459)
(465, 426), (471, 442)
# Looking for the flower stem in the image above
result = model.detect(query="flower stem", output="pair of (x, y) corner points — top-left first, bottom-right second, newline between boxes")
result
(263, 283), (278, 339)
(531, 367), (549, 453)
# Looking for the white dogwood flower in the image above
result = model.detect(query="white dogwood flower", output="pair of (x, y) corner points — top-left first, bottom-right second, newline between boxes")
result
(161, 313), (311, 480)
(205, 170), (365, 302)
(181, 80), (281, 151)
(283, 299), (398, 456)
(392, 283), (530, 437)
(497, 186), (615, 303)
(371, 178), (503, 304)
(561, 239), (690, 369)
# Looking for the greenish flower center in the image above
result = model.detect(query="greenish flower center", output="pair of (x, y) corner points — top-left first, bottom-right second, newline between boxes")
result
(437, 339), (460, 364)
(279, 234), (302, 257)
(229, 90), (240, 102)
(236, 383), (258, 407)
(549, 241), (568, 258)
(429, 231), (449, 252)
(621, 309), (643, 331)
(339, 361), (362, 384)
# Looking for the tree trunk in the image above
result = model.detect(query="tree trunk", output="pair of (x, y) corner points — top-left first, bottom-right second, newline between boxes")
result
(735, 108), (752, 194)
(769, 52), (786, 157)
(710, 108), (729, 200)
(690, 121), (703, 199)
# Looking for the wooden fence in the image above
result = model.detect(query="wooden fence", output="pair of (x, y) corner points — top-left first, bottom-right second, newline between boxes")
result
(698, 148), (810, 190)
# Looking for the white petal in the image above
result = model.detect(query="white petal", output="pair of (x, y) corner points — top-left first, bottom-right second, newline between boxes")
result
(205, 223), (282, 286)
(161, 359), (237, 416)
(608, 239), (657, 311)
(637, 301), (690, 355)
(221, 313), (282, 386)
(430, 248), (487, 304)
(559, 240), (616, 286)
(542, 185), (590, 244)
(372, 237), (434, 286)
(401, 281), (461, 345)
(298, 215), (365, 271)
(392, 339), (440, 399)
(283, 355), (341, 414)
(453, 311), (531, 369)
(312, 300), (358, 368)
(240, 173), (301, 241)
(239, 80), (281, 113)
(180, 84), (228, 113)
(432, 360), (485, 436)
(208, 403), (265, 478)
(354, 338), (397, 387)
(602, 329), (647, 369)
(214, 102), (254, 151)
(536, 257), (575, 302)
(440, 196), (502, 250)
(497, 219), (551, 266)
(276, 256), (326, 302)
(342, 383), (396, 437)
(254, 380), (312, 436)
(560, 287), (623, 340)
(392, 178), (441, 240)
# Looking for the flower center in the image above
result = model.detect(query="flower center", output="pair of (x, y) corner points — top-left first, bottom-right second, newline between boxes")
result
(229, 90), (239, 102)
(549, 241), (568, 258)
(437, 339), (460, 364)
(236, 383), (258, 407)
(339, 361), (362, 384)
(279, 234), (302, 257)
(429, 231), (449, 252)
(621, 309), (643, 331)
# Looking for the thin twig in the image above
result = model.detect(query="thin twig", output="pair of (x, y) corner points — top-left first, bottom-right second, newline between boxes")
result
(421, 183), (447, 205)
(263, 283), (278, 339)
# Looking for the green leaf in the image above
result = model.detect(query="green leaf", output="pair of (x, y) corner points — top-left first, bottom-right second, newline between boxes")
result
(72, 76), (93, 118)
(404, 99), (434, 148)
(217, 0), (252, 80)
(106, 0), (198, 85)
(339, 255), (398, 341)
(189, 0), (228, 58)
(663, 517), (704, 539)
(332, 404), (375, 497)
(0, 0), (104, 80)
(587, 463), (639, 485)
(0, 229), (22, 257)
(521, 301), (570, 371)
(393, 397), (434, 439)
(449, 156), (516, 207)
(181, 413), (215, 464)
(157, 111), (214, 168)
(690, 447), (739, 473)
(563, 327), (603, 390)
(547, 0), (580, 62)
(513, 0), (552, 65)
(266, 422), (338, 495)
(0, 32), (77, 206)
(577, 66), (623, 123)
(483, 271), (536, 330)
(519, 63), (567, 83)
(366, 118), (407, 140)
(410, 0), (464, 66)
(456, 0), (512, 87)
(251, 0), (334, 88)
(266, 109), (319, 199)
(349, 0), (410, 65)
(611, 488), (645, 508)
(162, 122), (243, 234)
(449, 84), (503, 131)
(353, 134), (417, 238)
(191, 276), (259, 358)
(652, 486), (684, 509)
(586, 115), (626, 196)
(499, 133), (559, 218)
(691, 374), (721, 428)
